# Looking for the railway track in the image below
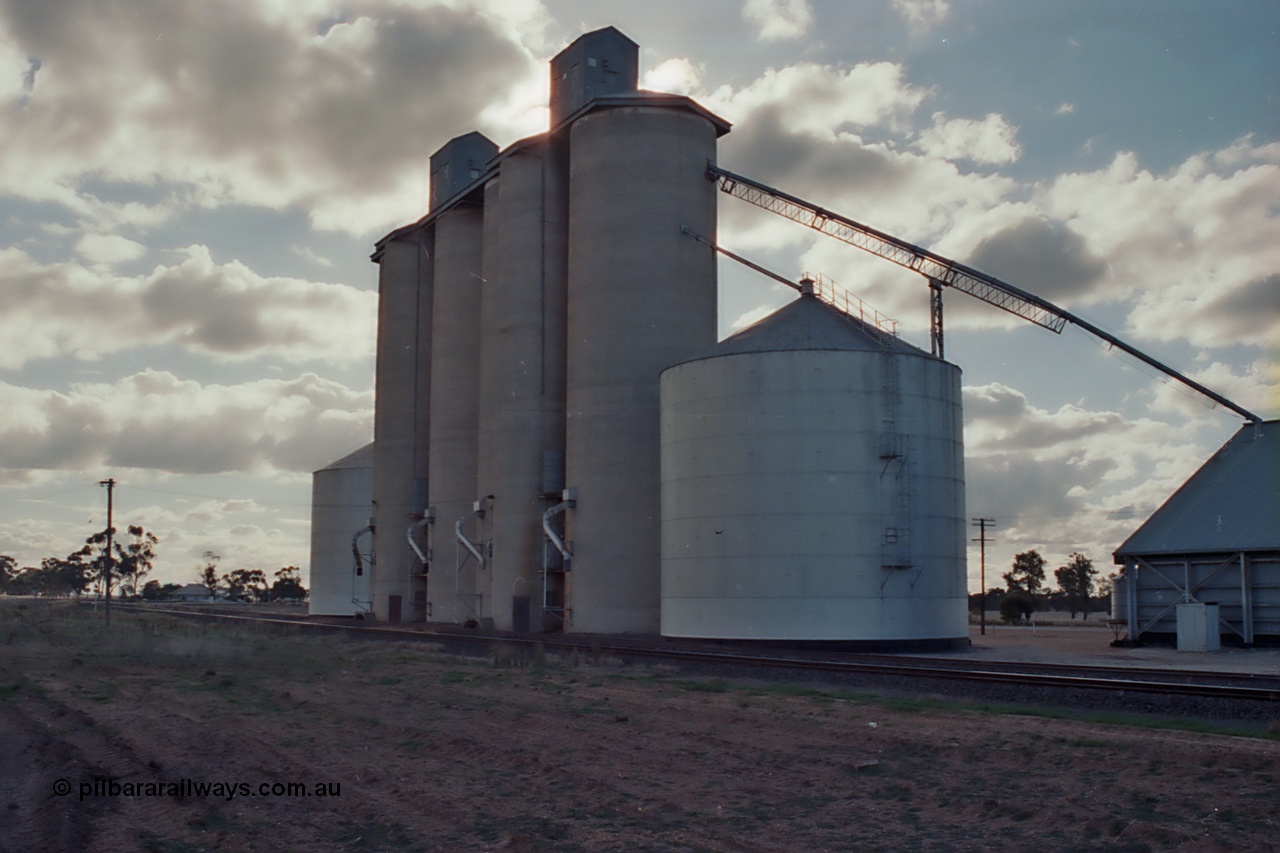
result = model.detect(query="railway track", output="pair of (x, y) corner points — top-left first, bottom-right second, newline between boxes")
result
(106, 603), (1280, 708)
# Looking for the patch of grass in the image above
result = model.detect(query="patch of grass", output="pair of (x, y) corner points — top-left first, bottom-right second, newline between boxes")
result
(674, 679), (729, 694)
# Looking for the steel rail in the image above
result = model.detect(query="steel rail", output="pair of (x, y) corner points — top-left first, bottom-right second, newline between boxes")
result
(106, 604), (1279, 703)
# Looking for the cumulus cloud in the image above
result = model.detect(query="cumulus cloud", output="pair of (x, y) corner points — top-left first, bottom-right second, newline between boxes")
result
(961, 382), (1231, 576)
(963, 217), (1108, 303)
(708, 61), (928, 139)
(0, 0), (546, 235)
(0, 245), (376, 368)
(1041, 142), (1280, 349)
(916, 112), (1021, 165)
(0, 371), (372, 476)
(74, 233), (146, 266)
(642, 57), (704, 96)
(1144, 357), (1277, 422)
(742, 0), (814, 41)
(704, 54), (1277, 354)
(892, 0), (950, 30)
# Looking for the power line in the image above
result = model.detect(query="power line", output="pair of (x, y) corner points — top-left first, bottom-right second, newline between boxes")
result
(971, 517), (995, 636)
(99, 478), (115, 629)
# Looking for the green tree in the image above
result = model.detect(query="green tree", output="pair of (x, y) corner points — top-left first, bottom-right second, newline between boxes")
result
(1054, 552), (1098, 620)
(199, 552), (221, 596)
(83, 525), (158, 599)
(270, 566), (307, 601)
(1003, 549), (1046, 596)
(0, 554), (16, 592)
(41, 555), (90, 598)
(228, 568), (268, 602)
(224, 568), (267, 601)
(6, 564), (36, 595)
(999, 590), (1037, 623)
(142, 581), (183, 600)
(115, 526), (158, 598)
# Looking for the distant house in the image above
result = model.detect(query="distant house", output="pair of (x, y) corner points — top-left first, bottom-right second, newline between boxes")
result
(171, 583), (216, 602)
(1113, 420), (1279, 644)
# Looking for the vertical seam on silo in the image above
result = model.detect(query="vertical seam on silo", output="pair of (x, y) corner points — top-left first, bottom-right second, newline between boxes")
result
(539, 151), (547, 396)
(414, 233), (421, 474)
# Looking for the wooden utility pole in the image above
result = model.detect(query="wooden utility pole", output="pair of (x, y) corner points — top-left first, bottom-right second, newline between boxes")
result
(971, 517), (995, 635)
(100, 478), (115, 628)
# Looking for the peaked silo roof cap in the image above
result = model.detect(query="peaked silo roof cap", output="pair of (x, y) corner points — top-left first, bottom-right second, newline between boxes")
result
(678, 292), (929, 366)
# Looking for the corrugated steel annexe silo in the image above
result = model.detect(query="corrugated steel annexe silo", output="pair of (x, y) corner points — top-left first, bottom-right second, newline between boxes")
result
(308, 443), (374, 616)
(660, 289), (968, 648)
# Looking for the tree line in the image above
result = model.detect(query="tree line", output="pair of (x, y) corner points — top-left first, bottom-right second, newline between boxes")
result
(0, 528), (306, 602)
(969, 549), (1114, 623)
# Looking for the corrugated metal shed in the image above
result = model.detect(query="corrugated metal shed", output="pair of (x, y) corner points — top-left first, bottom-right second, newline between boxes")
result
(1114, 421), (1279, 558)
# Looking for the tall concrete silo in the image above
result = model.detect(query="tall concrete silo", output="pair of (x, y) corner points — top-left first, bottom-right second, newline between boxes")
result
(309, 443), (374, 616)
(563, 104), (722, 633)
(476, 138), (570, 631)
(659, 289), (968, 647)
(426, 203), (486, 624)
(369, 231), (432, 623)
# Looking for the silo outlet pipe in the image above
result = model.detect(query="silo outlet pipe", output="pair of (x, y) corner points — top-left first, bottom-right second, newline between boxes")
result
(456, 511), (486, 572)
(406, 513), (431, 567)
(542, 499), (574, 565)
(351, 525), (374, 577)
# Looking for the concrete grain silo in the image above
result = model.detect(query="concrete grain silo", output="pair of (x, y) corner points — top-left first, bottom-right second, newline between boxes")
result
(308, 443), (374, 616)
(367, 132), (495, 624)
(476, 138), (570, 631)
(563, 104), (724, 633)
(659, 287), (968, 647)
(368, 230), (432, 623)
(426, 203), (487, 624)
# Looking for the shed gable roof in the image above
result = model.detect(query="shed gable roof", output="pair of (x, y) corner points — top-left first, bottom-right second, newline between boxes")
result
(1114, 421), (1280, 559)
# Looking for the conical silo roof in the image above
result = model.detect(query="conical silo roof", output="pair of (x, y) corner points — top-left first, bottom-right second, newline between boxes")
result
(314, 442), (375, 474)
(682, 292), (929, 364)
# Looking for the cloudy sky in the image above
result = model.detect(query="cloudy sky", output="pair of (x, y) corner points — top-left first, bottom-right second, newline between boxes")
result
(1, 0), (1276, 592)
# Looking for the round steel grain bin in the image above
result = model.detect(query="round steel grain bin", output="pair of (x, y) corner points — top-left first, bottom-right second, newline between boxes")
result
(660, 293), (967, 646)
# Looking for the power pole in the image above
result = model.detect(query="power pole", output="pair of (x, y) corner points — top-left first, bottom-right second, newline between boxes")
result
(99, 478), (115, 629)
(971, 517), (995, 635)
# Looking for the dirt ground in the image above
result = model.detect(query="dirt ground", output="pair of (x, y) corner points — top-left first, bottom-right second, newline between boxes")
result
(2, 602), (1278, 853)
